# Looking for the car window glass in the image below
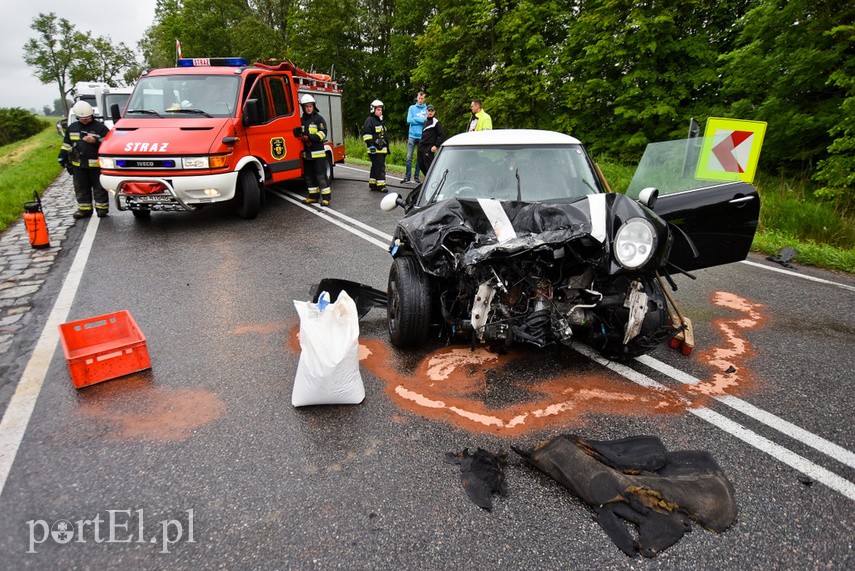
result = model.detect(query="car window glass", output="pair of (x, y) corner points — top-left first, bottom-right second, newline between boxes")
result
(248, 79), (272, 121)
(268, 77), (294, 118)
(626, 137), (740, 198)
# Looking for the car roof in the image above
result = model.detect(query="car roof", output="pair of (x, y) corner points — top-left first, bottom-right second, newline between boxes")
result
(443, 129), (582, 147)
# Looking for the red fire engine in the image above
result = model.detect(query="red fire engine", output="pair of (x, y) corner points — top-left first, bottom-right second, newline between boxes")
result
(98, 57), (345, 220)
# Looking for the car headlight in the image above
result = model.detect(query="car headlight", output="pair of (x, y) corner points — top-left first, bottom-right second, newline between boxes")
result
(99, 157), (115, 169)
(614, 218), (656, 269)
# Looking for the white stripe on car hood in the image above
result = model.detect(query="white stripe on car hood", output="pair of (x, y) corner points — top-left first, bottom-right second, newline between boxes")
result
(586, 194), (607, 243)
(477, 198), (517, 243)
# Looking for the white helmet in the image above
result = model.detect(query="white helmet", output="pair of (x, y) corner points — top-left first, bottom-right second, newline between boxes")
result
(72, 100), (94, 118)
(300, 94), (315, 106)
(370, 99), (384, 112)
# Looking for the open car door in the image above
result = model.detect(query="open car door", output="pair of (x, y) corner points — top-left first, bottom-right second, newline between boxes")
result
(626, 138), (760, 273)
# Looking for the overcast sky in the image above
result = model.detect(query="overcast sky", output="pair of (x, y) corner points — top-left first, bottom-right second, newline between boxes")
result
(2, 1), (157, 112)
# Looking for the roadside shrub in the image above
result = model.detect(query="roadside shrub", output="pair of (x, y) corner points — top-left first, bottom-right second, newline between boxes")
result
(0, 108), (49, 146)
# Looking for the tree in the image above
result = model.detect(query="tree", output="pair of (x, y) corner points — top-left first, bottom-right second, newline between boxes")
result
(22, 13), (88, 115)
(719, 0), (854, 181)
(73, 37), (141, 86)
(553, 0), (749, 161)
(413, 0), (500, 133)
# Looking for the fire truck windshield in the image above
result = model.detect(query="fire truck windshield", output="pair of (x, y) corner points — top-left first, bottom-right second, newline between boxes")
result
(126, 74), (240, 118)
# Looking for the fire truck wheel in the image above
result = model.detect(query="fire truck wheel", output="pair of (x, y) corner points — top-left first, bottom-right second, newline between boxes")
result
(326, 153), (335, 181)
(236, 169), (261, 219)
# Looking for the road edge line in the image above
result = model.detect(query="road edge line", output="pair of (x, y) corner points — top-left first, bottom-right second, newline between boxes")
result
(0, 216), (99, 498)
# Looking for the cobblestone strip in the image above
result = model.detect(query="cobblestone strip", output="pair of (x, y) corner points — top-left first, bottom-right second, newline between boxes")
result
(0, 172), (77, 355)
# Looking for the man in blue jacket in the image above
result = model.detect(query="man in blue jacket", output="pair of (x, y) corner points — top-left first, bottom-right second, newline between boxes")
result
(402, 90), (427, 184)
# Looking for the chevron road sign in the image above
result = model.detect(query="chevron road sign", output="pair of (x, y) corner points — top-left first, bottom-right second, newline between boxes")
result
(696, 117), (767, 183)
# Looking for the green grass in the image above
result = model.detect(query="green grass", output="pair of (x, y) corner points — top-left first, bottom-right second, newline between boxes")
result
(0, 123), (63, 230)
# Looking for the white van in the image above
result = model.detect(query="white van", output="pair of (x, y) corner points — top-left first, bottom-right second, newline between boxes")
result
(56, 82), (133, 135)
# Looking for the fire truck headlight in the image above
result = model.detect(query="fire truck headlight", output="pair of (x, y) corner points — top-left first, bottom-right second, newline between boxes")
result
(182, 157), (209, 169)
(99, 157), (115, 169)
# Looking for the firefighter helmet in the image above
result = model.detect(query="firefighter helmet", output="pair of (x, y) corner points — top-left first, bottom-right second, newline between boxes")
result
(72, 100), (94, 118)
(370, 99), (384, 112)
(300, 94), (316, 106)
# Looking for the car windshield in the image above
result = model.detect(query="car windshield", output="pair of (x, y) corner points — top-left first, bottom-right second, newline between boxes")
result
(418, 144), (601, 206)
(125, 74), (240, 118)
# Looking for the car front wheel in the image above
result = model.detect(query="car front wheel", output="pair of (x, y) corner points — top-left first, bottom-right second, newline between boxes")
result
(388, 256), (432, 347)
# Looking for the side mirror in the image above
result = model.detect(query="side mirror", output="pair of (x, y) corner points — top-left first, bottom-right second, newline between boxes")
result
(380, 192), (405, 212)
(110, 103), (121, 124)
(638, 187), (659, 210)
(243, 99), (261, 126)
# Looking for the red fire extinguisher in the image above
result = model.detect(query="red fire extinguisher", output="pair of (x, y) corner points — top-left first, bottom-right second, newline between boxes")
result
(23, 191), (51, 249)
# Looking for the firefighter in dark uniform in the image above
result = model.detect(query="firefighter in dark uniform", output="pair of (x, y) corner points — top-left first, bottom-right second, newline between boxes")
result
(362, 99), (388, 192)
(59, 100), (110, 219)
(296, 94), (332, 206)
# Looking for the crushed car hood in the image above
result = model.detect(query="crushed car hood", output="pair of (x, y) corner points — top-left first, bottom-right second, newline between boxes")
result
(398, 193), (662, 276)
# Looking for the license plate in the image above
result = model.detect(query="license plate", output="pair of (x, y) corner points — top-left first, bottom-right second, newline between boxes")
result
(130, 195), (176, 204)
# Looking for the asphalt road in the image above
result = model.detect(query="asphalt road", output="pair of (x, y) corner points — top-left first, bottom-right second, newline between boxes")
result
(0, 165), (853, 569)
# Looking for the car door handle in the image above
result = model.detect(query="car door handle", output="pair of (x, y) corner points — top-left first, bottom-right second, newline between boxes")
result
(728, 196), (754, 204)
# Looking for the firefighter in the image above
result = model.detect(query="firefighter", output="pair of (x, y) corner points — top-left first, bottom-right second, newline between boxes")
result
(296, 94), (332, 206)
(362, 99), (388, 192)
(58, 101), (110, 219)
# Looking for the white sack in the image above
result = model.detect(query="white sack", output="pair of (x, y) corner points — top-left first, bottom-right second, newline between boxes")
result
(292, 290), (365, 406)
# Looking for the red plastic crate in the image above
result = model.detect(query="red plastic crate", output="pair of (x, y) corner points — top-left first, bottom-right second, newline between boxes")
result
(58, 310), (151, 388)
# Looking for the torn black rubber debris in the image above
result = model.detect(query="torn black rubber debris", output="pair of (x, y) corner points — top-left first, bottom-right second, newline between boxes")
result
(514, 434), (737, 558)
(445, 448), (508, 510)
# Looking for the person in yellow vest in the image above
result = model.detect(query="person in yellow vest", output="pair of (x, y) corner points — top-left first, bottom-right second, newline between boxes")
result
(58, 101), (110, 219)
(468, 99), (492, 132)
(362, 99), (389, 192)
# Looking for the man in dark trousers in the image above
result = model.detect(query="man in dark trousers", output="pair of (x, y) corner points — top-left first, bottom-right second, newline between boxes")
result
(362, 99), (388, 192)
(418, 104), (445, 178)
(296, 94), (332, 205)
(58, 100), (110, 219)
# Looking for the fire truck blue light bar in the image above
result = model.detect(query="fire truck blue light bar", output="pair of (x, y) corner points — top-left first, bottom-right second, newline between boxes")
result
(177, 58), (249, 68)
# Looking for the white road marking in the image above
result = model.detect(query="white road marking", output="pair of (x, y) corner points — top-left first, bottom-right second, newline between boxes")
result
(272, 188), (394, 242)
(637, 355), (855, 470)
(575, 345), (855, 500)
(271, 191), (391, 249)
(0, 216), (100, 497)
(740, 259), (855, 292)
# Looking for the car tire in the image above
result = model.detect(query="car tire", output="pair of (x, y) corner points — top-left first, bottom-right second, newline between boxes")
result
(131, 209), (151, 220)
(236, 168), (261, 219)
(388, 256), (432, 347)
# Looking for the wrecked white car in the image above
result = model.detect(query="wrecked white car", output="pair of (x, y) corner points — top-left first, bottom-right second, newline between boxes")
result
(379, 129), (760, 359)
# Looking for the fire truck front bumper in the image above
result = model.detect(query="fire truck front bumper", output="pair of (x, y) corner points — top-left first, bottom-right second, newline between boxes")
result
(101, 172), (240, 212)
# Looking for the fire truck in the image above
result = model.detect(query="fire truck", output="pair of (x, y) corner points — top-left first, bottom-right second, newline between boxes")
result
(98, 57), (345, 220)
